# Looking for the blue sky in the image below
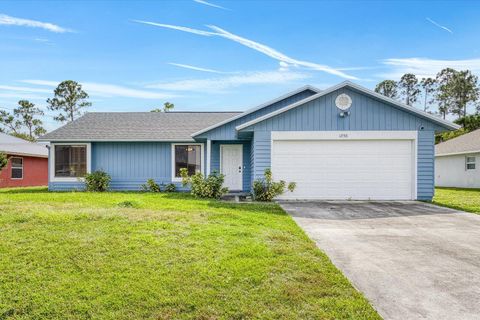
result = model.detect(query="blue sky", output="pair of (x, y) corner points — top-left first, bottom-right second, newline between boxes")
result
(1, 0), (479, 131)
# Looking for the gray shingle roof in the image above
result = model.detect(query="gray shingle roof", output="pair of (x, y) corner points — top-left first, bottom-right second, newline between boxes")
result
(436, 128), (480, 156)
(0, 132), (48, 157)
(39, 112), (241, 141)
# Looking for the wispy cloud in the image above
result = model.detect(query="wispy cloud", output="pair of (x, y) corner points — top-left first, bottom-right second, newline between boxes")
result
(278, 61), (290, 72)
(193, 0), (230, 10)
(0, 92), (46, 100)
(34, 38), (51, 43)
(380, 57), (480, 79)
(0, 85), (52, 106)
(426, 17), (453, 34)
(0, 14), (72, 33)
(21, 80), (175, 99)
(0, 85), (51, 94)
(133, 20), (357, 80)
(168, 63), (229, 74)
(132, 20), (215, 36)
(337, 66), (381, 71)
(146, 70), (310, 92)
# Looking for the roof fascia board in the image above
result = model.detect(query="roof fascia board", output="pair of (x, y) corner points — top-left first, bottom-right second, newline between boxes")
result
(1, 151), (48, 158)
(191, 85), (320, 137)
(236, 81), (460, 131)
(37, 138), (196, 142)
(436, 150), (480, 157)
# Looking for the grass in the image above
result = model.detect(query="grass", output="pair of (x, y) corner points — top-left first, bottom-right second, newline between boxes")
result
(0, 187), (380, 320)
(433, 187), (480, 214)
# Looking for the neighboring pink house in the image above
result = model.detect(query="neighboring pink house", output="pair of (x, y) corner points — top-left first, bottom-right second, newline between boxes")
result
(0, 133), (48, 188)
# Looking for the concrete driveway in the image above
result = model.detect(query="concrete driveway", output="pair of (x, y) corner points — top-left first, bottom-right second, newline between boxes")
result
(280, 201), (480, 320)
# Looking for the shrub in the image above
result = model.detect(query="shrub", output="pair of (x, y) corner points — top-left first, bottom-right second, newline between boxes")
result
(141, 179), (161, 192)
(253, 168), (296, 201)
(84, 170), (111, 192)
(180, 168), (228, 199)
(436, 128), (466, 144)
(164, 183), (176, 193)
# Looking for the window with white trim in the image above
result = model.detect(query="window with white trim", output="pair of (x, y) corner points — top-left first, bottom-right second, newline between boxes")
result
(11, 157), (23, 179)
(466, 156), (476, 170)
(54, 145), (87, 177)
(173, 144), (201, 178)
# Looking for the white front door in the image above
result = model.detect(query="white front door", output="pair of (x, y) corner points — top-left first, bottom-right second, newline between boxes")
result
(220, 144), (243, 191)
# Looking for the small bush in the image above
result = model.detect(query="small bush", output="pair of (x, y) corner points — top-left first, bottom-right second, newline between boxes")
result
(117, 200), (140, 208)
(253, 168), (296, 201)
(180, 168), (228, 199)
(84, 170), (111, 192)
(141, 179), (161, 192)
(436, 128), (466, 144)
(164, 183), (176, 193)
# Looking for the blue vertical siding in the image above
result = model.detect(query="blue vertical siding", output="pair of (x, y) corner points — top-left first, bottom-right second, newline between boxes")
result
(250, 140), (255, 186)
(245, 88), (445, 132)
(210, 141), (251, 192)
(91, 142), (172, 190)
(252, 131), (271, 181)
(195, 89), (317, 140)
(48, 181), (86, 191)
(417, 131), (435, 200)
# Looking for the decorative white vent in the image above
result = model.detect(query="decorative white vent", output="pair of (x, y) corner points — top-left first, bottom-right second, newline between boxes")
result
(335, 93), (352, 111)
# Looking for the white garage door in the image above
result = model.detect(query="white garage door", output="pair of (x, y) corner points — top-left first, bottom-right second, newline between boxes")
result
(272, 137), (415, 200)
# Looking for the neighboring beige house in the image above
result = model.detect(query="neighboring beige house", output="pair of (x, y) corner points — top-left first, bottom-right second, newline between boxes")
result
(435, 129), (480, 188)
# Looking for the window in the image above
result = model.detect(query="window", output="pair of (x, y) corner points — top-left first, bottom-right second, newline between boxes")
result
(11, 157), (23, 179)
(466, 156), (476, 170)
(54, 145), (87, 177)
(173, 144), (202, 178)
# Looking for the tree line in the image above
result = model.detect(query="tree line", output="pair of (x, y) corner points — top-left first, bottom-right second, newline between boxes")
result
(0, 80), (175, 142)
(4, 72), (477, 143)
(0, 80), (91, 141)
(375, 68), (480, 122)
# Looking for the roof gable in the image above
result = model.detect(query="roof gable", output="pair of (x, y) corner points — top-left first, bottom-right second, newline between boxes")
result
(191, 85), (319, 138)
(236, 81), (459, 132)
(436, 129), (480, 156)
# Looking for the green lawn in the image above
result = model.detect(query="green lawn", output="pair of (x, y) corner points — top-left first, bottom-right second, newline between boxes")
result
(0, 188), (379, 320)
(433, 187), (480, 214)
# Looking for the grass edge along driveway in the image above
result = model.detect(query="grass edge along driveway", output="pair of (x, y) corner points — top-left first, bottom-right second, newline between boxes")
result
(0, 188), (380, 320)
(433, 187), (480, 214)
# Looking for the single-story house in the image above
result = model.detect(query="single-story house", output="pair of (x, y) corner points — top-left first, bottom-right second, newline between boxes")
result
(435, 128), (480, 188)
(39, 81), (458, 200)
(0, 132), (48, 188)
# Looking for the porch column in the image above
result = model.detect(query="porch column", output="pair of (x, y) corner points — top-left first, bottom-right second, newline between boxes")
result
(206, 139), (211, 176)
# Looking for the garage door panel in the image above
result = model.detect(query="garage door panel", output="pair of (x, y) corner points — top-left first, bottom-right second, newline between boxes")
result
(272, 139), (414, 200)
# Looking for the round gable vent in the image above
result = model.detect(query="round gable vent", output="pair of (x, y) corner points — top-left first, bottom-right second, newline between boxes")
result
(335, 93), (352, 111)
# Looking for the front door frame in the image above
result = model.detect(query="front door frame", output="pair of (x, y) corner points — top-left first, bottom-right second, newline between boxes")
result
(220, 144), (243, 191)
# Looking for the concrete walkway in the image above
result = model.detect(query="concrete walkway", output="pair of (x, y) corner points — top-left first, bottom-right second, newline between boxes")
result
(280, 201), (480, 320)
